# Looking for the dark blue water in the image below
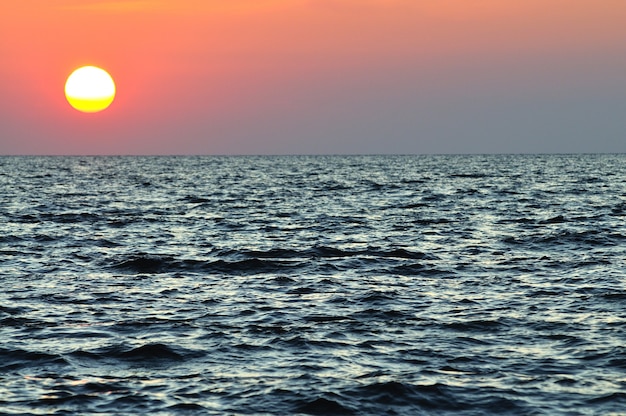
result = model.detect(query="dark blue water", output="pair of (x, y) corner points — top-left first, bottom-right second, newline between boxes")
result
(1, 155), (626, 415)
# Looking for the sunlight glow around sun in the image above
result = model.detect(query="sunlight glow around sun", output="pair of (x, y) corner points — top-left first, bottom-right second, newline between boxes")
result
(65, 66), (116, 113)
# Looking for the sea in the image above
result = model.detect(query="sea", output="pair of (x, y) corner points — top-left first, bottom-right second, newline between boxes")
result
(1, 154), (625, 415)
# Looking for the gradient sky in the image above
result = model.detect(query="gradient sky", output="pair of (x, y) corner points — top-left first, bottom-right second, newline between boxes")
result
(1, 0), (625, 155)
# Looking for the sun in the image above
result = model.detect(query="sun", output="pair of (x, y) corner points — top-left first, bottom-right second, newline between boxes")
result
(65, 66), (116, 113)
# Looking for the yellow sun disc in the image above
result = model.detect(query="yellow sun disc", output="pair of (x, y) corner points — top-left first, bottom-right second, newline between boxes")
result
(65, 66), (116, 113)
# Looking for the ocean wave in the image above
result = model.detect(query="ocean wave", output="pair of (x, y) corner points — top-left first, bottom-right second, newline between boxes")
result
(3, 155), (626, 415)
(0, 348), (69, 371)
(70, 343), (203, 363)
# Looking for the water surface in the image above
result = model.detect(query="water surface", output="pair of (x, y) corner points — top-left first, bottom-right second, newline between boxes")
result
(1, 155), (626, 415)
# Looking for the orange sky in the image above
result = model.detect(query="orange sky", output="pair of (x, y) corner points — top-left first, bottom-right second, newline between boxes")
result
(1, 0), (625, 154)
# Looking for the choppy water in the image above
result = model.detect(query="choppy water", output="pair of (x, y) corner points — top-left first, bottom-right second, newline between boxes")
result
(1, 155), (626, 415)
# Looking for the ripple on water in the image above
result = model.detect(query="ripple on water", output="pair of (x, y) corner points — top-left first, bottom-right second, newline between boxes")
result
(1, 155), (626, 415)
